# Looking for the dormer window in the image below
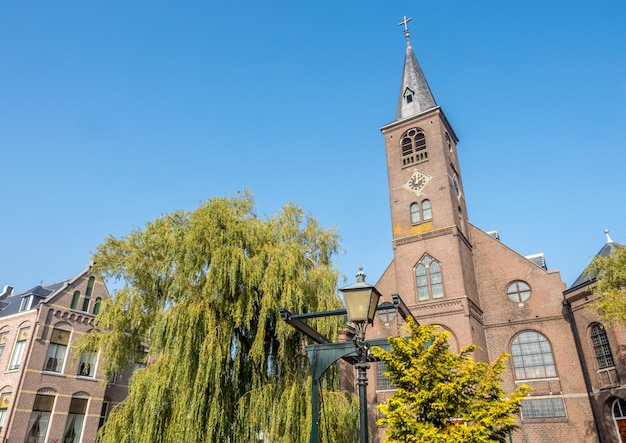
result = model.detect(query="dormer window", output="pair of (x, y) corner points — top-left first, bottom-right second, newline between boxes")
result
(19, 296), (33, 312)
(403, 87), (415, 104)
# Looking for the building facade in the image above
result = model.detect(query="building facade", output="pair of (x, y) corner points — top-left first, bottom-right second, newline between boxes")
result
(0, 264), (130, 443)
(364, 21), (626, 443)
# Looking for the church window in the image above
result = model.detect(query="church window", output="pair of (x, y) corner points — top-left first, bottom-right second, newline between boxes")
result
(590, 323), (614, 369)
(422, 199), (432, 220)
(612, 398), (626, 439)
(506, 281), (531, 303)
(400, 128), (427, 167)
(403, 87), (414, 104)
(511, 331), (557, 380)
(376, 361), (394, 390)
(415, 254), (444, 301)
(521, 397), (566, 419)
(410, 203), (420, 224)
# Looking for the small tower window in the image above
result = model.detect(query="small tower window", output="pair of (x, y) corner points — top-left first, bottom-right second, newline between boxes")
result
(422, 199), (432, 220)
(403, 87), (414, 104)
(400, 128), (427, 167)
(410, 203), (420, 224)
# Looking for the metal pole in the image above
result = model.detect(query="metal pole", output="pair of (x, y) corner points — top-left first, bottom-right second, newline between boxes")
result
(355, 360), (369, 443)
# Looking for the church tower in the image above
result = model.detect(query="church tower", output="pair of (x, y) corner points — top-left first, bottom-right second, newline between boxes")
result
(377, 18), (487, 357)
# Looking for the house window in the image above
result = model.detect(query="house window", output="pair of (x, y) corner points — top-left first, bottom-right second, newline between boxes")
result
(25, 393), (55, 443)
(8, 327), (29, 371)
(20, 295), (33, 312)
(63, 397), (88, 443)
(98, 401), (110, 428)
(93, 298), (102, 315)
(422, 199), (432, 220)
(590, 323), (615, 369)
(415, 254), (444, 301)
(521, 397), (566, 419)
(506, 281), (531, 303)
(82, 277), (95, 312)
(44, 329), (70, 373)
(511, 331), (557, 380)
(376, 361), (394, 391)
(77, 353), (97, 378)
(71, 291), (80, 310)
(0, 392), (11, 431)
(400, 128), (427, 167)
(410, 203), (420, 224)
(0, 331), (8, 359)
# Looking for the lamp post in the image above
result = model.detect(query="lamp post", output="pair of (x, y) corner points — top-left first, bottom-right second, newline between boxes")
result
(339, 267), (382, 443)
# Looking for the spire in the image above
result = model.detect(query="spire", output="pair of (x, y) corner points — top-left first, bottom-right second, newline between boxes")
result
(605, 229), (614, 243)
(395, 16), (437, 121)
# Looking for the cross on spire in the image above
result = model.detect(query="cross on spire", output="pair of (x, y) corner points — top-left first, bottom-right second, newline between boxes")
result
(399, 16), (412, 38)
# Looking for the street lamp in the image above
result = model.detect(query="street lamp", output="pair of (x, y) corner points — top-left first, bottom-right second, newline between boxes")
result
(339, 267), (382, 443)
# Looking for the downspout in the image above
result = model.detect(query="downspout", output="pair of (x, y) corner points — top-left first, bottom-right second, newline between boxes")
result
(562, 297), (605, 443)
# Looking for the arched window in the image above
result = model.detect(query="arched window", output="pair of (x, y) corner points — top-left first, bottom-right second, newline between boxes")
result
(63, 395), (88, 443)
(71, 291), (80, 310)
(511, 331), (557, 380)
(82, 277), (95, 312)
(422, 199), (432, 220)
(415, 255), (444, 301)
(612, 398), (626, 440)
(26, 390), (56, 443)
(590, 323), (615, 369)
(400, 128), (427, 167)
(93, 298), (102, 316)
(410, 203), (420, 224)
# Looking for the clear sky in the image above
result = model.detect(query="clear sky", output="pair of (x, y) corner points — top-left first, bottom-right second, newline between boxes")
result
(1, 1), (625, 295)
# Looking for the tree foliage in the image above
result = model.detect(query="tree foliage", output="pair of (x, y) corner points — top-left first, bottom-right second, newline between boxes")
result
(79, 192), (359, 442)
(588, 244), (626, 326)
(371, 319), (529, 443)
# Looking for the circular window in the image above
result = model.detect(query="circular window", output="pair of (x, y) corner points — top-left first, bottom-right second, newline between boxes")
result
(506, 281), (531, 303)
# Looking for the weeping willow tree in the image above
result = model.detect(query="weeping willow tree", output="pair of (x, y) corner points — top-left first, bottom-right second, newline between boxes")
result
(79, 192), (359, 442)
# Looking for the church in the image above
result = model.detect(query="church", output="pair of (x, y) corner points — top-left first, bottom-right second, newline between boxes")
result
(364, 17), (626, 443)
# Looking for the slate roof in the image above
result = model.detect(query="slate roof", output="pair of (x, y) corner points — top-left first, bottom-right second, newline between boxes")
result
(0, 279), (70, 318)
(569, 240), (622, 290)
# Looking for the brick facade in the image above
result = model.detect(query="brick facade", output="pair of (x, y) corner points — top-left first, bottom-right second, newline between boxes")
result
(0, 265), (130, 443)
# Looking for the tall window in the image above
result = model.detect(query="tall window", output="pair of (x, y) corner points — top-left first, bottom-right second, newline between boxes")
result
(77, 353), (96, 378)
(613, 398), (626, 440)
(93, 298), (102, 315)
(415, 255), (444, 301)
(422, 199), (432, 220)
(400, 128), (427, 167)
(82, 277), (95, 312)
(44, 329), (70, 373)
(376, 361), (394, 391)
(25, 393), (55, 443)
(98, 401), (110, 428)
(0, 392), (11, 431)
(63, 397), (88, 443)
(70, 291), (80, 310)
(511, 331), (557, 379)
(410, 203), (420, 224)
(8, 327), (29, 371)
(590, 323), (615, 369)
(0, 331), (8, 359)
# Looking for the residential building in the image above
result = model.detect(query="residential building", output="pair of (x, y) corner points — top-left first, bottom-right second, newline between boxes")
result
(0, 263), (129, 443)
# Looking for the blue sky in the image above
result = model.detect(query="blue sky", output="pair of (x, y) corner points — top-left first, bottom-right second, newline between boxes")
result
(1, 1), (625, 294)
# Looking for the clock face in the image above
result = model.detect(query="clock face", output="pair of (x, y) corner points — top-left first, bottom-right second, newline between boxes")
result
(404, 170), (431, 195)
